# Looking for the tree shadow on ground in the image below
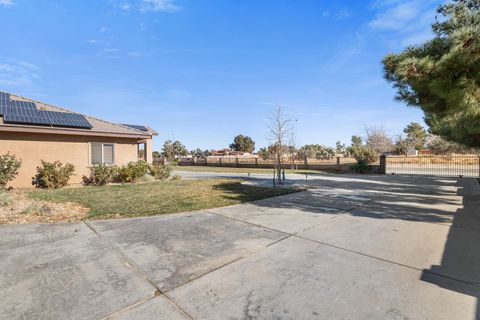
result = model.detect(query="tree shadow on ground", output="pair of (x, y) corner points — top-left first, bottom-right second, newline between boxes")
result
(219, 175), (464, 224)
(421, 179), (480, 320)
(212, 181), (299, 203)
(215, 174), (480, 318)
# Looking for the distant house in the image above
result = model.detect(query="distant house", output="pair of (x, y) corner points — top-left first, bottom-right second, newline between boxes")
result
(0, 91), (157, 188)
(418, 149), (433, 155)
(406, 147), (419, 156)
(210, 148), (252, 156)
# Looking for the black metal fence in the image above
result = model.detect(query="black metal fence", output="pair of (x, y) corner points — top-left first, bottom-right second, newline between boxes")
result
(180, 156), (366, 173)
(385, 155), (480, 177)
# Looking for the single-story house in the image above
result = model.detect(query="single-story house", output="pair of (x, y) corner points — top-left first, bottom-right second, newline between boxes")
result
(210, 148), (252, 156)
(0, 90), (157, 188)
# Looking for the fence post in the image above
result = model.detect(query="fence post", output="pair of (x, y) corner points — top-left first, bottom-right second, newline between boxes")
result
(379, 155), (386, 174)
(219, 157), (222, 167)
(336, 157), (341, 173)
(206, 157), (209, 167)
(192, 157), (197, 166)
(304, 157), (309, 169)
(236, 157), (239, 167)
(255, 157), (258, 167)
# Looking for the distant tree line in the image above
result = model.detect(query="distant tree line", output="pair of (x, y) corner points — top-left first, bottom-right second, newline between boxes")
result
(151, 123), (478, 166)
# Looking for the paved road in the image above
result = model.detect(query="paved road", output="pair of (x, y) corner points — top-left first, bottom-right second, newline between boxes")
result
(1, 174), (479, 319)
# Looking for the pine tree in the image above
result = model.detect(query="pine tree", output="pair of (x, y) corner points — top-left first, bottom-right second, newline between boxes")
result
(403, 122), (427, 150)
(383, 0), (480, 147)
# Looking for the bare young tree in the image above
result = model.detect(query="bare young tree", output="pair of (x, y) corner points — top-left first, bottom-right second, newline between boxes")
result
(287, 130), (297, 171)
(267, 106), (294, 184)
(364, 125), (394, 154)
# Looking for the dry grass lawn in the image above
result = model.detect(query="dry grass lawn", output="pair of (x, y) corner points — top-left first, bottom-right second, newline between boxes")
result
(26, 179), (298, 221)
(0, 190), (88, 224)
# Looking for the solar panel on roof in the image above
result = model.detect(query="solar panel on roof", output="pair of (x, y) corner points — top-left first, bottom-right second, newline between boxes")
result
(121, 123), (149, 132)
(0, 105), (8, 116)
(9, 100), (37, 110)
(0, 92), (10, 115)
(4, 113), (51, 126)
(0, 92), (92, 129)
(46, 111), (93, 129)
(0, 92), (9, 108)
(4, 110), (92, 129)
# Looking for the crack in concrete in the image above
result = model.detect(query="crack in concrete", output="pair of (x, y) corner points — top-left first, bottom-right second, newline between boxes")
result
(101, 295), (157, 319)
(81, 181), (475, 318)
(83, 221), (194, 320)
(207, 207), (478, 287)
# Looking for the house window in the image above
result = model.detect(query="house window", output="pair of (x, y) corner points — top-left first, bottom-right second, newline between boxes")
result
(91, 143), (115, 165)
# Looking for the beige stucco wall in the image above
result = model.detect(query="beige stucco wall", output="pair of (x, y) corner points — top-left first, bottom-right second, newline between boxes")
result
(0, 132), (149, 188)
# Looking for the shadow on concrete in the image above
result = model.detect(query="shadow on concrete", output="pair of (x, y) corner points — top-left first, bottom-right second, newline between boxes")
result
(216, 174), (480, 318)
(421, 179), (480, 320)
(221, 174), (463, 224)
(212, 180), (299, 203)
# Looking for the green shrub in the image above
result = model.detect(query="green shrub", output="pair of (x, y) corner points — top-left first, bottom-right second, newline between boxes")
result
(82, 165), (118, 186)
(33, 160), (75, 189)
(117, 160), (149, 183)
(0, 191), (11, 206)
(0, 153), (22, 189)
(171, 174), (182, 181)
(350, 145), (378, 165)
(149, 164), (172, 180)
(351, 160), (372, 174)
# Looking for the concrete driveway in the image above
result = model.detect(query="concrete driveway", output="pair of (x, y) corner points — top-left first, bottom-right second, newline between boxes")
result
(1, 174), (479, 320)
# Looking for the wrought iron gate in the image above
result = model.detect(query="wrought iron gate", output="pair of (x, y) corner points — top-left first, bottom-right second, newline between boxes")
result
(385, 155), (480, 177)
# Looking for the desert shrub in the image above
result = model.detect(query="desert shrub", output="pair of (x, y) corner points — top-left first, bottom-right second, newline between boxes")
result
(171, 174), (182, 180)
(0, 153), (22, 189)
(117, 160), (149, 183)
(0, 191), (12, 206)
(149, 164), (172, 180)
(350, 145), (378, 165)
(82, 165), (118, 186)
(33, 160), (75, 189)
(351, 160), (372, 174)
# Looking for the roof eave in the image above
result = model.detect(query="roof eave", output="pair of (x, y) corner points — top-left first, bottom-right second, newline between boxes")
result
(0, 124), (153, 139)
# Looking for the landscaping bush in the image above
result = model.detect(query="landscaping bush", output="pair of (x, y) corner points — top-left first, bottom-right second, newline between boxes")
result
(148, 164), (172, 180)
(117, 160), (149, 183)
(82, 164), (118, 186)
(0, 153), (22, 189)
(33, 160), (75, 189)
(351, 160), (372, 174)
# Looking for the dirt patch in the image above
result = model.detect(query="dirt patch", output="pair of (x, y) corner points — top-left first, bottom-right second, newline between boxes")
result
(0, 190), (89, 224)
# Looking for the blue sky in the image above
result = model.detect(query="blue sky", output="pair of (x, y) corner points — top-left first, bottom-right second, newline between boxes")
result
(0, 0), (442, 152)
